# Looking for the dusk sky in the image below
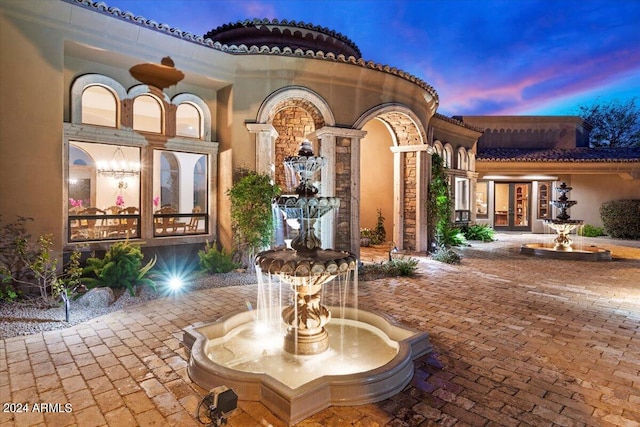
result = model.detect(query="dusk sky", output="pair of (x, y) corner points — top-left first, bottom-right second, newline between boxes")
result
(104, 0), (640, 117)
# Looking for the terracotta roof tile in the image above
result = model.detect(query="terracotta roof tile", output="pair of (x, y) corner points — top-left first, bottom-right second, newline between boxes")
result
(477, 147), (640, 162)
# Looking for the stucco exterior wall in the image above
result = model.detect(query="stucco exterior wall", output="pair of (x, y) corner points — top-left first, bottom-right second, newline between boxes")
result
(1, 1), (66, 245)
(566, 175), (640, 227)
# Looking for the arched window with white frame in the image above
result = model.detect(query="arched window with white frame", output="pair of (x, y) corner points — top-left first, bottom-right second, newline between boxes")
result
(457, 147), (468, 170)
(81, 85), (118, 127)
(176, 102), (202, 138)
(433, 140), (444, 159)
(133, 94), (163, 133)
(443, 143), (453, 168)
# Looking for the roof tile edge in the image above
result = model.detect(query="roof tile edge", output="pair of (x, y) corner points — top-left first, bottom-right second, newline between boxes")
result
(65, 0), (439, 104)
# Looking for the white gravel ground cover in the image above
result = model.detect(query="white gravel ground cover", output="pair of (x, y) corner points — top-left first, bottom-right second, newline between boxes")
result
(0, 271), (257, 339)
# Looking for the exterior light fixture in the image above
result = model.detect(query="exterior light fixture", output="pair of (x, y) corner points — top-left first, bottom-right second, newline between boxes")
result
(97, 147), (140, 188)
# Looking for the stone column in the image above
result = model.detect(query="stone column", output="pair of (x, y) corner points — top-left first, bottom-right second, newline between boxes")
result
(246, 123), (279, 180)
(247, 123), (280, 244)
(311, 127), (366, 256)
(391, 144), (432, 252)
(416, 146), (433, 252)
(308, 128), (336, 249)
(392, 149), (405, 251)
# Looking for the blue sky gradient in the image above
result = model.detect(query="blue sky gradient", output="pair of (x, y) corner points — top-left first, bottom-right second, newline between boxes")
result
(104, 0), (640, 116)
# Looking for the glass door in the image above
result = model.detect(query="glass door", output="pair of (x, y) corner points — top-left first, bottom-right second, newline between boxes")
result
(494, 183), (531, 231)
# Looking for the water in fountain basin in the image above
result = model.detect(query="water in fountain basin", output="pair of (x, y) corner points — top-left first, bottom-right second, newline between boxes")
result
(204, 318), (399, 389)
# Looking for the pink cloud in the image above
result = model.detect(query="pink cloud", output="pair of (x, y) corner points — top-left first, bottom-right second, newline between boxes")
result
(241, 1), (278, 19)
(434, 47), (640, 115)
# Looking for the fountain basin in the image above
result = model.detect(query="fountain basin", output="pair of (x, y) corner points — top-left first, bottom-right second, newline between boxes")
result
(521, 243), (611, 261)
(183, 307), (432, 426)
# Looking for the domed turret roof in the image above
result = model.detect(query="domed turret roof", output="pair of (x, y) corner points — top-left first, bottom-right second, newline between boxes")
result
(204, 19), (362, 59)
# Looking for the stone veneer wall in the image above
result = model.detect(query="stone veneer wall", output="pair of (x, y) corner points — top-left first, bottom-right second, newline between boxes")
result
(403, 152), (417, 250)
(272, 105), (320, 190)
(334, 137), (352, 252)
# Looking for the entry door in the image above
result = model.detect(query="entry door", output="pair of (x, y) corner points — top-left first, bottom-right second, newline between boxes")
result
(494, 183), (531, 231)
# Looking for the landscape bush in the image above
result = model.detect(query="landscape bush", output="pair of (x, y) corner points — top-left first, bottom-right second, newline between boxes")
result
(198, 241), (240, 274)
(430, 246), (462, 264)
(0, 216), (34, 290)
(462, 224), (496, 242)
(82, 241), (157, 296)
(599, 199), (640, 239)
(359, 256), (419, 280)
(0, 216), (84, 308)
(228, 169), (280, 267)
(578, 224), (606, 237)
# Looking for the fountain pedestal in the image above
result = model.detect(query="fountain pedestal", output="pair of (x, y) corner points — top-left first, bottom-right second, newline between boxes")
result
(546, 220), (582, 251)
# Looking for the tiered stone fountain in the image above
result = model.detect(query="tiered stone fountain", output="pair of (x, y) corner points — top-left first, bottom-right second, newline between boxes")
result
(183, 141), (431, 425)
(521, 182), (611, 260)
(545, 182), (584, 251)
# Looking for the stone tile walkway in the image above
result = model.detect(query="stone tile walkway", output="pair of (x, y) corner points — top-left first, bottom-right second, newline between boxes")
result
(1, 233), (639, 426)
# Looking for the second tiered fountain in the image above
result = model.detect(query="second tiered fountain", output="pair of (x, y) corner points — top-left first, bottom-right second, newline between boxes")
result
(521, 182), (611, 260)
(184, 141), (431, 425)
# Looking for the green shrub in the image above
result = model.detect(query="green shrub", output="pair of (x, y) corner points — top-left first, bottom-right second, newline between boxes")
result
(430, 246), (462, 264)
(0, 283), (20, 302)
(374, 209), (386, 244)
(228, 169), (280, 266)
(198, 241), (240, 274)
(82, 241), (157, 296)
(360, 228), (380, 245)
(599, 200), (640, 239)
(438, 227), (467, 247)
(463, 224), (495, 242)
(385, 257), (419, 276)
(578, 224), (606, 237)
(358, 256), (419, 280)
(0, 215), (34, 288)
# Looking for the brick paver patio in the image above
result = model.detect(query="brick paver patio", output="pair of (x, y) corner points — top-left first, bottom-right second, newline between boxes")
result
(1, 233), (639, 426)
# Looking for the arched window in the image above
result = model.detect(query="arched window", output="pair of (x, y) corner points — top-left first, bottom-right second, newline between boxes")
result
(457, 147), (468, 170)
(467, 151), (476, 171)
(433, 140), (443, 159)
(68, 144), (96, 209)
(176, 102), (202, 138)
(133, 94), (162, 133)
(443, 144), (453, 168)
(193, 156), (207, 209)
(160, 152), (179, 209)
(81, 85), (117, 127)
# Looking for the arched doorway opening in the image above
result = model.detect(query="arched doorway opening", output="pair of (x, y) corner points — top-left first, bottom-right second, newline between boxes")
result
(357, 106), (430, 252)
(360, 119), (394, 245)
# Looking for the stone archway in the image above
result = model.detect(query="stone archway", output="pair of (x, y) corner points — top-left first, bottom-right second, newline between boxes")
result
(249, 86), (335, 183)
(355, 104), (432, 252)
(248, 86), (338, 248)
(270, 99), (325, 190)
